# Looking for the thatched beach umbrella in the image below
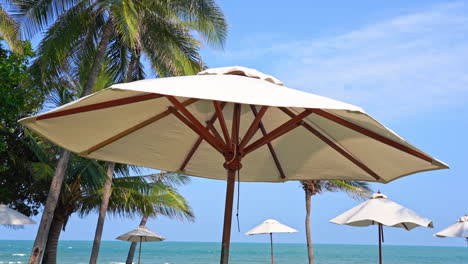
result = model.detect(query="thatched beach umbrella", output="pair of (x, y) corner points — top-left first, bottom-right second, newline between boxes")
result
(245, 219), (297, 264)
(0, 204), (36, 225)
(435, 215), (468, 246)
(116, 226), (165, 264)
(330, 192), (433, 264)
(20, 66), (447, 264)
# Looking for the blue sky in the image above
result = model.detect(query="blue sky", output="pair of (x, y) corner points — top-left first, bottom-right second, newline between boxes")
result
(4, 0), (468, 248)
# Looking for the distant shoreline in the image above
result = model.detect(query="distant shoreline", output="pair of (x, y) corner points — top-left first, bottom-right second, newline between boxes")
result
(0, 240), (465, 248)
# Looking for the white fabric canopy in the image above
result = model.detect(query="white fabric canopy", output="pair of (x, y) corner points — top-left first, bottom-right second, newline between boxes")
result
(116, 226), (165, 242)
(330, 192), (433, 230)
(0, 204), (36, 225)
(245, 219), (298, 235)
(435, 215), (468, 238)
(19, 66), (448, 183)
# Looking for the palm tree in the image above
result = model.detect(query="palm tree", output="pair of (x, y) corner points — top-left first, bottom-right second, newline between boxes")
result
(27, 137), (194, 264)
(302, 180), (372, 264)
(17, 1), (227, 262)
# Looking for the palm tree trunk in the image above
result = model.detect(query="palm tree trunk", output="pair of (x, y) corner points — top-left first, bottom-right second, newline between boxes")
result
(81, 20), (113, 97)
(125, 216), (149, 264)
(42, 213), (65, 264)
(29, 19), (114, 264)
(305, 189), (315, 264)
(29, 150), (70, 264)
(89, 162), (115, 264)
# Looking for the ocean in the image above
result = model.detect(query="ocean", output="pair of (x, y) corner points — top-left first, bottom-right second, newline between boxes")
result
(1, 240), (467, 264)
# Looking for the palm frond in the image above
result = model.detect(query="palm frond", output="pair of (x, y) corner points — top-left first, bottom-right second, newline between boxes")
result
(12, 0), (84, 38)
(165, 0), (227, 48)
(301, 179), (372, 200)
(0, 6), (22, 53)
(107, 0), (140, 49)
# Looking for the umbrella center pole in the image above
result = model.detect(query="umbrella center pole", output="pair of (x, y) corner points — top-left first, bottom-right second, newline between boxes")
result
(220, 157), (243, 264)
(270, 233), (274, 264)
(378, 224), (383, 264)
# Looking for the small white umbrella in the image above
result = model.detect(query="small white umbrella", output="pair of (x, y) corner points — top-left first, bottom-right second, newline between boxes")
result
(435, 215), (468, 246)
(330, 192), (433, 264)
(245, 219), (298, 264)
(116, 226), (165, 264)
(0, 204), (36, 225)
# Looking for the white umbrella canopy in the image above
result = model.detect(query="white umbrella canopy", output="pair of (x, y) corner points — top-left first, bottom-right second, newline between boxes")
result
(0, 204), (36, 225)
(19, 66), (448, 264)
(246, 219), (298, 235)
(330, 192), (433, 264)
(19, 66), (447, 183)
(435, 215), (468, 239)
(116, 226), (165, 242)
(330, 192), (433, 230)
(245, 219), (297, 264)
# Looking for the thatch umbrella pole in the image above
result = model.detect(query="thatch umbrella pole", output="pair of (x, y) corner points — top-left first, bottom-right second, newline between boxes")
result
(138, 237), (142, 264)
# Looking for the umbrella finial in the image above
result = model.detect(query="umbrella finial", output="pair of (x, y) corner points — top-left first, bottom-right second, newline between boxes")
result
(371, 192), (387, 199)
(198, 66), (285, 86)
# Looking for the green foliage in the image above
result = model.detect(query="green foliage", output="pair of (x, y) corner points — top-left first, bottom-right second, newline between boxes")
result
(0, 41), (48, 215)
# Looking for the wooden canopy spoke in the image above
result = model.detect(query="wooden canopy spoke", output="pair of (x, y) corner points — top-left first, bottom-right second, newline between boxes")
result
(309, 109), (433, 163)
(231, 103), (241, 146)
(206, 121), (225, 144)
(84, 98), (198, 155)
(251, 105), (286, 179)
(166, 96), (226, 153)
(279, 107), (381, 180)
(37, 93), (163, 120)
(180, 103), (227, 171)
(213, 101), (231, 146)
(239, 105), (268, 149)
(244, 110), (312, 155)
(168, 107), (224, 154)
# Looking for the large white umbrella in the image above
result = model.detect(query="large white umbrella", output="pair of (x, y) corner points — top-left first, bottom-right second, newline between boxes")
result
(330, 192), (433, 264)
(116, 226), (165, 264)
(20, 66), (447, 264)
(0, 204), (36, 225)
(246, 219), (297, 264)
(435, 215), (468, 246)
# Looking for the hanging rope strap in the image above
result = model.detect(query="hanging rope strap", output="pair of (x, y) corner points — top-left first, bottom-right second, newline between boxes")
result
(236, 168), (241, 232)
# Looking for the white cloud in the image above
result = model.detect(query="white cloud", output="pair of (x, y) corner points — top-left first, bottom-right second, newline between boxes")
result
(208, 2), (468, 121)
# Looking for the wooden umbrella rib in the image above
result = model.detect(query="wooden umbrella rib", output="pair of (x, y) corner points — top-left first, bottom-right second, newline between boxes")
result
(168, 107), (225, 154)
(231, 104), (241, 146)
(180, 103), (227, 171)
(180, 138), (203, 171)
(239, 105), (268, 149)
(251, 105), (286, 179)
(244, 110), (312, 155)
(166, 96), (227, 153)
(310, 109), (433, 163)
(84, 98), (198, 155)
(214, 101), (231, 146)
(37, 93), (163, 120)
(279, 107), (381, 180)
(206, 121), (225, 144)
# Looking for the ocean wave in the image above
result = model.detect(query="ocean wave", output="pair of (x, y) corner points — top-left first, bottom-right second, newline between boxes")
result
(11, 254), (26, 257)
